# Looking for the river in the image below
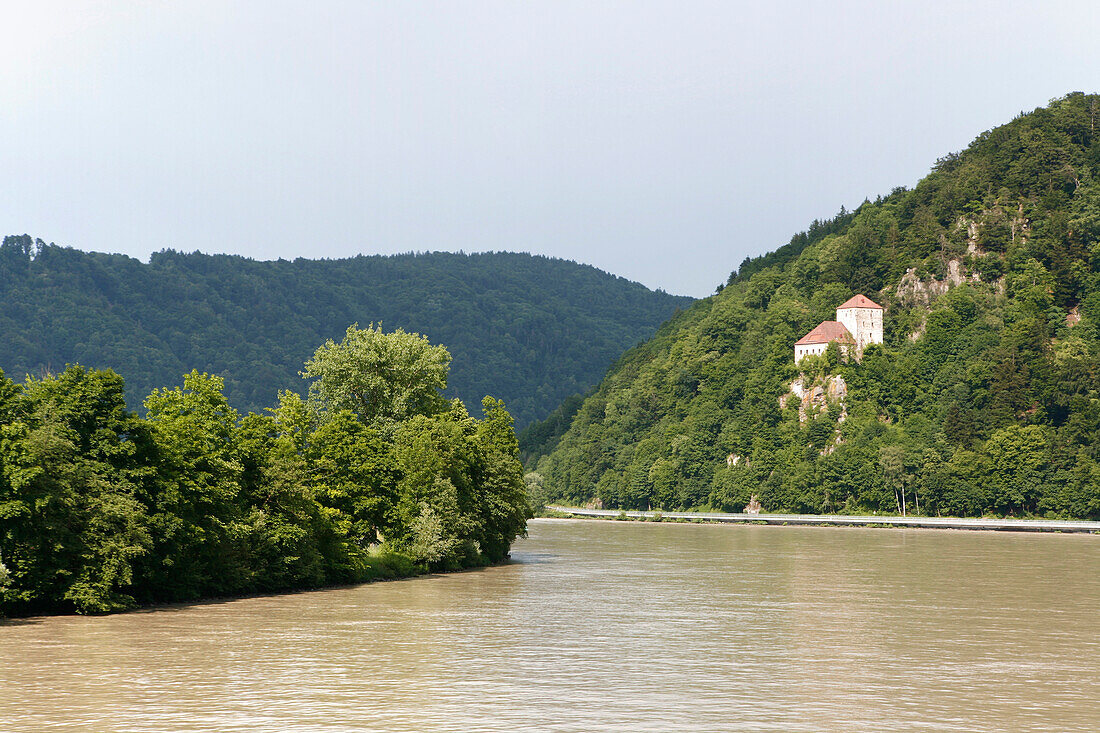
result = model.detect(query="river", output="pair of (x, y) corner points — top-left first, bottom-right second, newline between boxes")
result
(2, 519), (1098, 732)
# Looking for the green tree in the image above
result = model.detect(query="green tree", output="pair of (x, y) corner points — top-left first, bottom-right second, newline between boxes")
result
(140, 371), (247, 601)
(392, 411), (475, 569)
(0, 366), (151, 614)
(234, 412), (331, 591)
(981, 425), (1049, 514)
(303, 323), (451, 428)
(474, 397), (532, 561)
(305, 411), (399, 550)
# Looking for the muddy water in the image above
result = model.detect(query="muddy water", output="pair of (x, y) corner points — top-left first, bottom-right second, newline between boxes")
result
(2, 519), (1098, 732)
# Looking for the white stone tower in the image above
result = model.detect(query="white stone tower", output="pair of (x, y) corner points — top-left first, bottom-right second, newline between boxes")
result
(835, 294), (883, 352)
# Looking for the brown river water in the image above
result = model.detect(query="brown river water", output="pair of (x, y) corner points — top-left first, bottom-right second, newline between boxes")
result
(1, 518), (1098, 732)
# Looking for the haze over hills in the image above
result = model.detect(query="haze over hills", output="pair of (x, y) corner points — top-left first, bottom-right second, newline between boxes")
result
(528, 93), (1100, 520)
(0, 244), (691, 428)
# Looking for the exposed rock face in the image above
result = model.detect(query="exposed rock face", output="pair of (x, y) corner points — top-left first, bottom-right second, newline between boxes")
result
(946, 259), (968, 287)
(779, 374), (848, 456)
(781, 374), (847, 425)
(896, 258), (981, 307)
(896, 258), (986, 340)
(826, 375), (847, 403)
(897, 267), (943, 309)
(962, 206), (1030, 255)
(743, 495), (762, 514)
(1068, 305), (1081, 327)
(966, 219), (981, 254)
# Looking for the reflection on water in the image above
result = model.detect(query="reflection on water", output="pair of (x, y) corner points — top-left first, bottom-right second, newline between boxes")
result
(2, 519), (1098, 732)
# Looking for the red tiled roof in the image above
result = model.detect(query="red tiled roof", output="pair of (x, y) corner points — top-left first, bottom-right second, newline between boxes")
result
(837, 294), (883, 310)
(795, 321), (854, 346)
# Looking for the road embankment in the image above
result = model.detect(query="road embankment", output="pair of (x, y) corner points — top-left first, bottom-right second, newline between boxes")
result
(545, 506), (1100, 533)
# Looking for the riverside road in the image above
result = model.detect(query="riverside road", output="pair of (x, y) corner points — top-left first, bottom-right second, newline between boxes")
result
(547, 506), (1100, 533)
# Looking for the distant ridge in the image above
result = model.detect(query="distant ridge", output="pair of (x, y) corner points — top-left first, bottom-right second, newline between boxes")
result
(0, 243), (692, 427)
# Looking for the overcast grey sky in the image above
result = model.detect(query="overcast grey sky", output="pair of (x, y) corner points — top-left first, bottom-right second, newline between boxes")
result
(2, 2), (1099, 296)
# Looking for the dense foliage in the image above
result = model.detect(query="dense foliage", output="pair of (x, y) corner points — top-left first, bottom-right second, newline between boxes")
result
(517, 391), (587, 465)
(533, 93), (1100, 519)
(0, 326), (530, 616)
(0, 246), (689, 428)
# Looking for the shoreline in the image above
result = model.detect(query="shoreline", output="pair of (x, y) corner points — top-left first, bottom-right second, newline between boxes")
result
(545, 506), (1100, 534)
(0, 556), (514, 623)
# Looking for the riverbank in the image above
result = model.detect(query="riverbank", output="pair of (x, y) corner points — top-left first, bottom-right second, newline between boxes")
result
(546, 506), (1100, 533)
(0, 550), (509, 621)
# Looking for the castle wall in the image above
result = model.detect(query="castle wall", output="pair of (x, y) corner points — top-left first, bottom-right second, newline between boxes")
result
(836, 307), (882, 351)
(795, 343), (827, 362)
(794, 342), (850, 363)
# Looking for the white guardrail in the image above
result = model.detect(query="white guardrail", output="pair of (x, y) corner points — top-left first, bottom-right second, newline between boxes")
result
(546, 506), (1100, 533)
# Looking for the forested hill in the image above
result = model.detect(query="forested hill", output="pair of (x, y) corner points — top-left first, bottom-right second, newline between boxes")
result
(0, 246), (690, 427)
(529, 92), (1100, 519)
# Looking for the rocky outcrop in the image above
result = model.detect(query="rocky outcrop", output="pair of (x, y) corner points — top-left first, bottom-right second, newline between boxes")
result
(961, 204), (1030, 255)
(895, 258), (978, 309)
(896, 257), (990, 341)
(781, 374), (847, 425)
(1067, 305), (1081, 327)
(779, 374), (848, 455)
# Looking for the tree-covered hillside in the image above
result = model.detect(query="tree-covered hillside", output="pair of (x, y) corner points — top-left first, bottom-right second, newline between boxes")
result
(530, 93), (1100, 519)
(0, 246), (690, 428)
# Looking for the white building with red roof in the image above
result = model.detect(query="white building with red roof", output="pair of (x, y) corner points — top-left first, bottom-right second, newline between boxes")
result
(795, 294), (883, 363)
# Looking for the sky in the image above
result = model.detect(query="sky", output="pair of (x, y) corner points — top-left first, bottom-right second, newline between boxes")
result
(2, 2), (1099, 297)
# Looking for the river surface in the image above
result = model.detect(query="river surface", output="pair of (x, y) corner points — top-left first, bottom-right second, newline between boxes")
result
(2, 519), (1098, 732)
